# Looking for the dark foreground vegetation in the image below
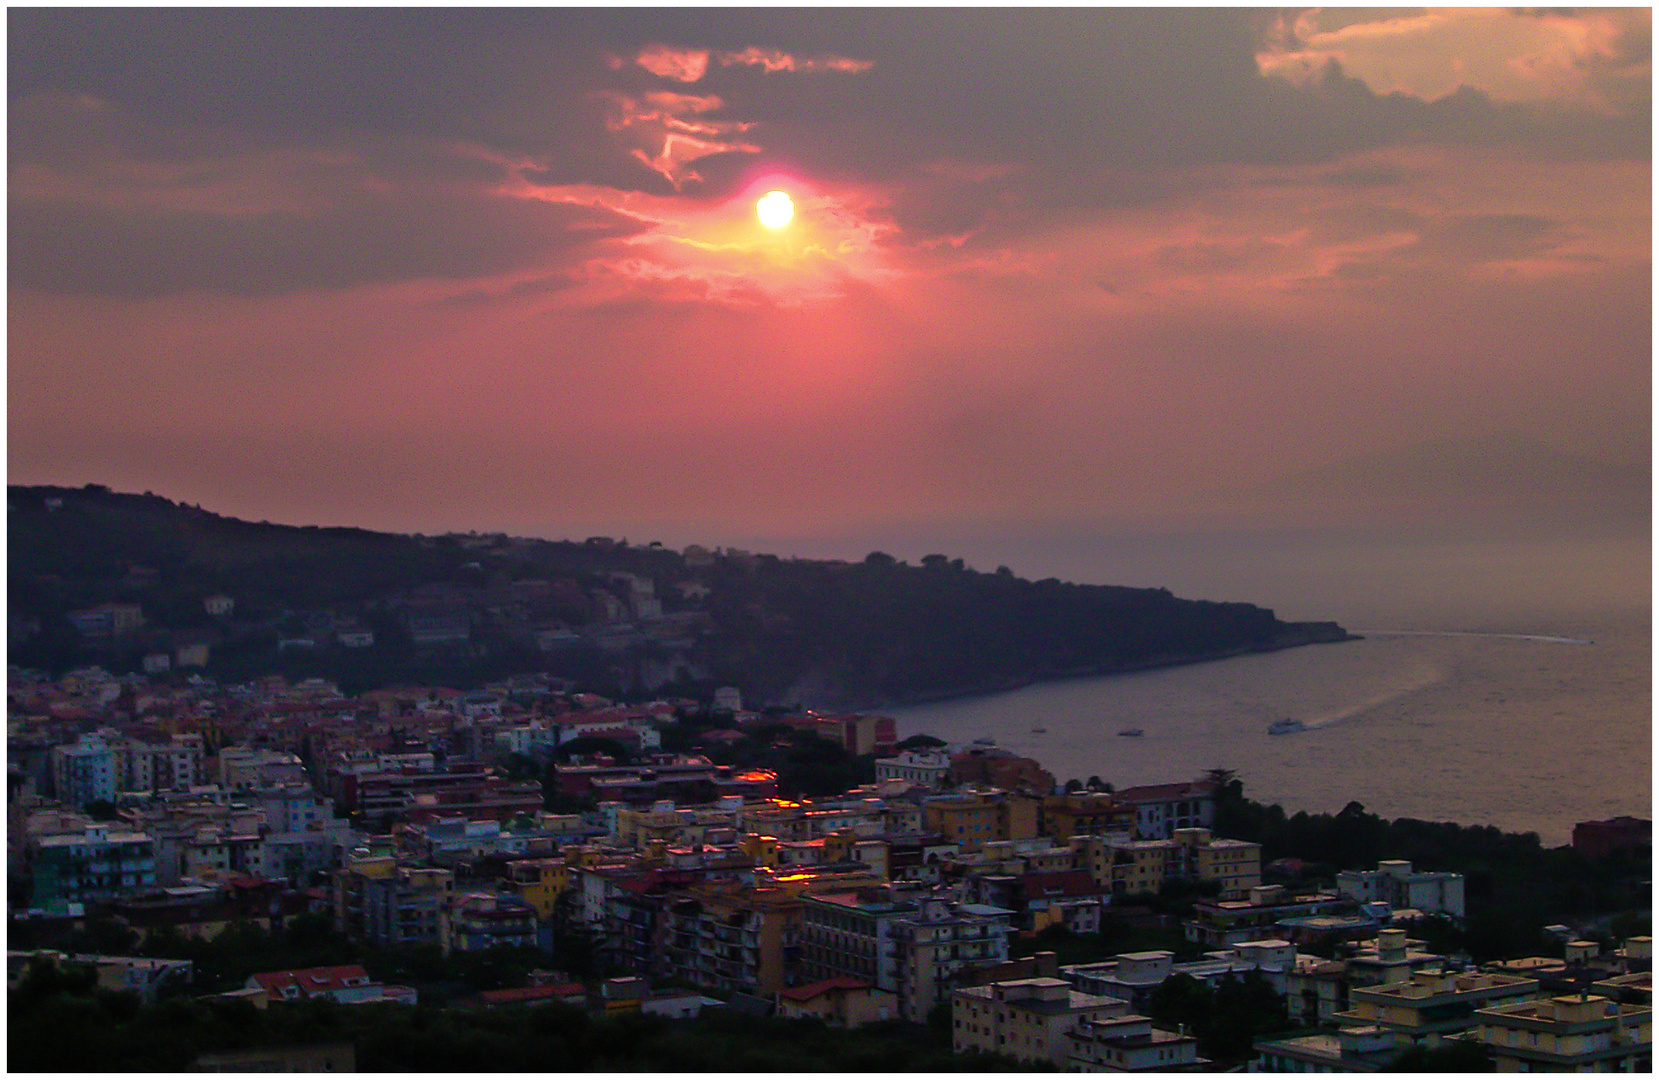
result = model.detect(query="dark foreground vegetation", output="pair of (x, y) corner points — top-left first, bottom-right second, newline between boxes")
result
(8, 483), (1348, 708)
(9, 951), (1032, 1072)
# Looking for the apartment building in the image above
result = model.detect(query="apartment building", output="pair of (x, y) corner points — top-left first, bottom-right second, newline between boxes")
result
(873, 751), (952, 789)
(442, 892), (537, 955)
(1111, 780), (1216, 840)
(1039, 792), (1137, 843)
(1068, 1013), (1208, 1072)
(923, 791), (1039, 852)
(27, 824), (156, 913)
(952, 977), (1128, 1067)
(1336, 968), (1541, 1051)
(1469, 993), (1652, 1072)
(50, 734), (116, 808)
(890, 896), (1013, 1022)
(1336, 860), (1466, 920)
(660, 883), (800, 996)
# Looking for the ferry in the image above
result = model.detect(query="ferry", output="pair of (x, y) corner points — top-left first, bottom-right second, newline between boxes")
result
(1268, 718), (1306, 735)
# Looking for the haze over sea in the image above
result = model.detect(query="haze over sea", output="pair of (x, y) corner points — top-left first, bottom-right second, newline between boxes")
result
(879, 526), (1650, 848)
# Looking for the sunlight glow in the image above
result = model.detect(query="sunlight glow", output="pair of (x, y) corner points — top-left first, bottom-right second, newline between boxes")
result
(757, 190), (794, 228)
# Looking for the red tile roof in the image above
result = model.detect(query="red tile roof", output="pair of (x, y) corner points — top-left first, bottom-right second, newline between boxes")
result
(478, 983), (586, 1005)
(248, 964), (373, 998)
(778, 976), (874, 1002)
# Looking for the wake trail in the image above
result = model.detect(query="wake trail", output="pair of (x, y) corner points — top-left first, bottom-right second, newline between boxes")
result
(1354, 629), (1593, 646)
(1300, 664), (1444, 730)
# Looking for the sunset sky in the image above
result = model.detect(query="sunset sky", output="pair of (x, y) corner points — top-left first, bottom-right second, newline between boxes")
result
(9, 9), (1650, 604)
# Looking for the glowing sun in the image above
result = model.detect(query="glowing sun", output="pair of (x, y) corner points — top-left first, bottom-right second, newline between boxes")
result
(756, 190), (794, 228)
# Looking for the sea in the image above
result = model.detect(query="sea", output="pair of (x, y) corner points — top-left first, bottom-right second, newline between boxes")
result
(882, 529), (1651, 848)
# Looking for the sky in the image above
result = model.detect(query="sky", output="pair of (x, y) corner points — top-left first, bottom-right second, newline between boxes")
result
(8, 8), (1652, 604)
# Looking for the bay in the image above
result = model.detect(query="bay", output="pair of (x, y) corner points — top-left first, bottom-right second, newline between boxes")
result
(889, 608), (1649, 847)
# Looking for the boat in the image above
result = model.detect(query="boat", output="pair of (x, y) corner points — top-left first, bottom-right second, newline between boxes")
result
(1117, 727), (1144, 737)
(1031, 725), (1047, 734)
(1268, 718), (1306, 735)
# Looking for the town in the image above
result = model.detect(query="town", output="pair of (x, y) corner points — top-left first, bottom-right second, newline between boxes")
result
(7, 663), (1652, 1071)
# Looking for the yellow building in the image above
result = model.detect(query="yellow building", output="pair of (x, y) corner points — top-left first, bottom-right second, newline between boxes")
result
(778, 976), (899, 1027)
(1039, 792), (1136, 842)
(923, 792), (1039, 852)
(501, 856), (572, 920)
(1103, 839), (1175, 896)
(1470, 994), (1652, 1072)
(1337, 969), (1541, 1050)
(1177, 829), (1262, 898)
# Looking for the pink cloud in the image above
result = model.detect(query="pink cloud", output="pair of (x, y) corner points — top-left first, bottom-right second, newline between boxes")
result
(715, 47), (874, 75)
(633, 45), (710, 82)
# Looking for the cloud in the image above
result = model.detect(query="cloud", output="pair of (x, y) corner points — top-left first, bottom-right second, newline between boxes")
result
(623, 43), (874, 81)
(631, 45), (710, 82)
(1256, 8), (1652, 113)
(11, 183), (647, 298)
(714, 47), (873, 75)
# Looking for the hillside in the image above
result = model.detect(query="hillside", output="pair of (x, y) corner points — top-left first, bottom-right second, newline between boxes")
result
(6, 484), (1353, 709)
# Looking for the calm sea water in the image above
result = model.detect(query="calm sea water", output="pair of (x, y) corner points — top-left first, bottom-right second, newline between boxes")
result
(889, 607), (1649, 847)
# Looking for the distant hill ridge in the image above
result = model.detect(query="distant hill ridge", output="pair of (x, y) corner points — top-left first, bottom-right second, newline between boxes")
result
(7, 484), (1354, 710)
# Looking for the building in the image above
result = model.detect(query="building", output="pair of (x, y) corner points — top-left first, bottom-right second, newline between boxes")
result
(1468, 993), (1652, 1072)
(1336, 860), (1466, 921)
(890, 897), (1013, 1021)
(948, 748), (1055, 795)
(28, 824), (157, 913)
(333, 855), (455, 948)
(1111, 780), (1216, 840)
(799, 887), (912, 993)
(776, 976), (899, 1027)
(1068, 1013), (1209, 1072)
(923, 791), (1039, 852)
(873, 751), (952, 789)
(443, 892), (537, 955)
(65, 602), (145, 641)
(1040, 792), (1137, 843)
(1336, 969), (1541, 1051)
(1184, 886), (1362, 949)
(245, 964), (416, 1006)
(1180, 829), (1262, 899)
(952, 977), (1129, 1067)
(1572, 817), (1652, 860)
(51, 733), (116, 808)
(661, 883), (800, 996)
(1249, 1026), (1400, 1072)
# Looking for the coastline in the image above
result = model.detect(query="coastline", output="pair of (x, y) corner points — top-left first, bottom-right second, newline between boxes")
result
(859, 621), (1360, 713)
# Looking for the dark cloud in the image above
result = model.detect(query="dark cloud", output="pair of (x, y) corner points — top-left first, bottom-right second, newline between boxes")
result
(10, 187), (646, 298)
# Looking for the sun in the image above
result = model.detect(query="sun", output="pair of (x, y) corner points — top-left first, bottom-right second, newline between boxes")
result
(756, 190), (794, 228)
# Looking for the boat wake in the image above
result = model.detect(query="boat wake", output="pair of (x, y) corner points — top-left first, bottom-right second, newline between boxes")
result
(1299, 664), (1445, 730)
(1355, 629), (1593, 646)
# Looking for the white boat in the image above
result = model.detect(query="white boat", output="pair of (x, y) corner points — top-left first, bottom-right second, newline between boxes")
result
(1268, 718), (1306, 735)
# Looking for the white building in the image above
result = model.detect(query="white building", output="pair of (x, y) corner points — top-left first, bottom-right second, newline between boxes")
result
(1336, 860), (1466, 920)
(953, 977), (1129, 1067)
(1068, 1013), (1208, 1072)
(51, 734), (116, 807)
(873, 751), (953, 789)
